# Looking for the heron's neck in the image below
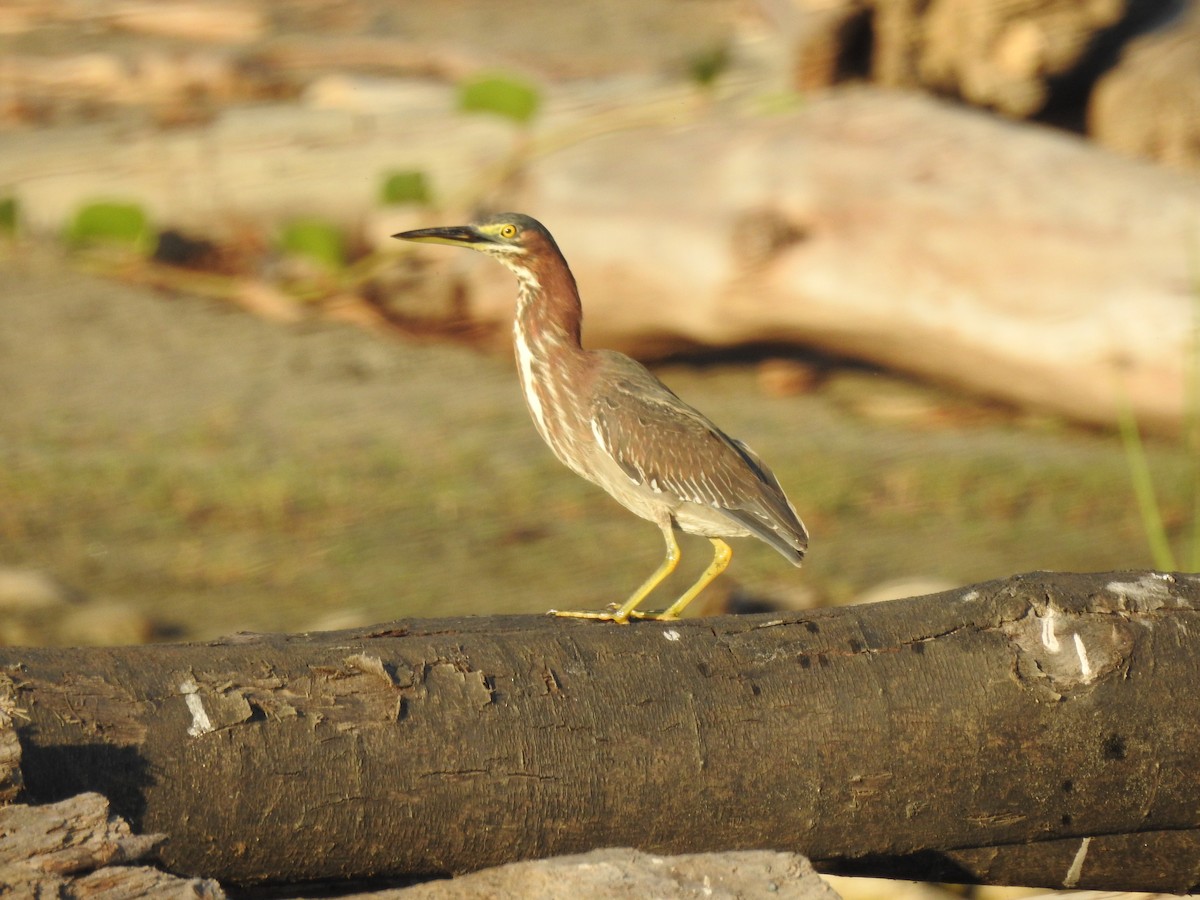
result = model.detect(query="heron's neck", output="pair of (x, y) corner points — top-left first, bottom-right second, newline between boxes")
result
(511, 257), (583, 352)
(509, 255), (593, 476)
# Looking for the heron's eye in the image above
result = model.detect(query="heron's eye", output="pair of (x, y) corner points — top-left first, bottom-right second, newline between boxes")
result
(499, 224), (518, 239)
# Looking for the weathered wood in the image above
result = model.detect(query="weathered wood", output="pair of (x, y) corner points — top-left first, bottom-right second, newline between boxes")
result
(385, 849), (838, 900)
(5, 570), (1200, 890)
(0, 792), (224, 898)
(0, 792), (158, 874)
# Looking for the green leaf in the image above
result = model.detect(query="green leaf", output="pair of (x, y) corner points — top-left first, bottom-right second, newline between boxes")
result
(0, 195), (18, 235)
(687, 42), (731, 87)
(457, 73), (541, 124)
(66, 200), (151, 250)
(379, 169), (432, 206)
(278, 219), (345, 272)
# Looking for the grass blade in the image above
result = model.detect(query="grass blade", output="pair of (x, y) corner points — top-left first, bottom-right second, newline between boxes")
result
(1117, 399), (1176, 571)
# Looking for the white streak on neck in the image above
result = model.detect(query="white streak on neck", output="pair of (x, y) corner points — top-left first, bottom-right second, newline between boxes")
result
(514, 321), (548, 438)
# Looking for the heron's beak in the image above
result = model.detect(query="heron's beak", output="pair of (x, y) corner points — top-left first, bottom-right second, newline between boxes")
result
(391, 225), (493, 248)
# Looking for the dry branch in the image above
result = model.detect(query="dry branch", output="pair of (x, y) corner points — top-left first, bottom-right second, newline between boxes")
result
(3, 570), (1200, 892)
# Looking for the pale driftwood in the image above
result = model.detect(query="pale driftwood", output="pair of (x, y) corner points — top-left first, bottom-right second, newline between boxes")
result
(4, 570), (1200, 892)
(0, 793), (159, 873)
(0, 792), (224, 898)
(377, 849), (838, 900)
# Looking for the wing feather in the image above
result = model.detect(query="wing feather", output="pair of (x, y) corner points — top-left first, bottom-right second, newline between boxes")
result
(589, 353), (808, 560)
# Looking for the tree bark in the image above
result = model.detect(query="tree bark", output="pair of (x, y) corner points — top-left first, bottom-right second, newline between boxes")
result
(5, 570), (1200, 891)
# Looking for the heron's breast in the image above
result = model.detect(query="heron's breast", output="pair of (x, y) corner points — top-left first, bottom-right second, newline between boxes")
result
(512, 321), (595, 481)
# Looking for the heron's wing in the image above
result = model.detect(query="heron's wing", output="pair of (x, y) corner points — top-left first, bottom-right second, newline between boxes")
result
(589, 353), (807, 560)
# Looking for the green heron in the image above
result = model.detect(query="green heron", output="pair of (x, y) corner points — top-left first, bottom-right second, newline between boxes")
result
(394, 213), (808, 623)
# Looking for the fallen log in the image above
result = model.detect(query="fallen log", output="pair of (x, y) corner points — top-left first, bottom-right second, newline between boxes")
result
(385, 848), (838, 900)
(5, 570), (1200, 891)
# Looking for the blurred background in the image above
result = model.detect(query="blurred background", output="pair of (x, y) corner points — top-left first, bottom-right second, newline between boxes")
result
(0, 0), (1198, 651)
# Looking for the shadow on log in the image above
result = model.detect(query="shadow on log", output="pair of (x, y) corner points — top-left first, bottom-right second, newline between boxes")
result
(3, 570), (1199, 892)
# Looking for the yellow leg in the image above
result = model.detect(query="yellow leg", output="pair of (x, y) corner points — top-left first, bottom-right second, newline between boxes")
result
(550, 525), (680, 624)
(631, 538), (732, 621)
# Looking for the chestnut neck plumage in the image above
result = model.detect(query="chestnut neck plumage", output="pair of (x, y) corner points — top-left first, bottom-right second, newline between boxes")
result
(500, 238), (594, 478)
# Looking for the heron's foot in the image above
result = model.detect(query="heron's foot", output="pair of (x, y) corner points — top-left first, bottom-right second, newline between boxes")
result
(547, 608), (632, 624)
(628, 609), (681, 621)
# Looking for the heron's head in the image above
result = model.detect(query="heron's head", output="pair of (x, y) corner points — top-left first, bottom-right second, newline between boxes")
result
(393, 213), (563, 283)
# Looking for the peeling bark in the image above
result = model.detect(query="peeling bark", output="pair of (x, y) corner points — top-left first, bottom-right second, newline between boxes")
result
(0, 792), (224, 898)
(3, 570), (1200, 891)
